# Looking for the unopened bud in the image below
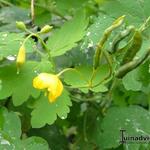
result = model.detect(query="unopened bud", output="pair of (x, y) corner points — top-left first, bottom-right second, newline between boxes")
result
(16, 45), (26, 67)
(40, 25), (53, 34)
(16, 21), (26, 31)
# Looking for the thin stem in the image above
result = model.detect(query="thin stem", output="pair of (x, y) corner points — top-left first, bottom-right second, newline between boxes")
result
(57, 68), (75, 76)
(70, 95), (102, 102)
(91, 51), (113, 88)
(139, 16), (150, 32)
(22, 33), (55, 70)
(28, 33), (55, 70)
(116, 48), (150, 78)
(102, 78), (117, 112)
(32, 2), (68, 20)
(31, 0), (35, 24)
(89, 69), (98, 87)
(83, 111), (88, 142)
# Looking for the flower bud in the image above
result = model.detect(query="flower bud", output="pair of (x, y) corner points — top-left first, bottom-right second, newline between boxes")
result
(16, 45), (26, 67)
(16, 21), (26, 31)
(40, 25), (53, 34)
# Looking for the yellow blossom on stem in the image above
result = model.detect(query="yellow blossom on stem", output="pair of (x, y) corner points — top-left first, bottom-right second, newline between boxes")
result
(16, 45), (26, 66)
(33, 73), (63, 103)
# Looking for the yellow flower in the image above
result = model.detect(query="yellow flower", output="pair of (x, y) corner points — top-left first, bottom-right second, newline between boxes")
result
(16, 45), (26, 66)
(33, 73), (63, 103)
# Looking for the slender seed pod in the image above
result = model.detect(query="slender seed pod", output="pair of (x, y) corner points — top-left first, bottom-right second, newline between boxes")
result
(93, 15), (125, 70)
(121, 30), (142, 64)
(111, 25), (135, 53)
(93, 45), (102, 70)
(115, 48), (150, 78)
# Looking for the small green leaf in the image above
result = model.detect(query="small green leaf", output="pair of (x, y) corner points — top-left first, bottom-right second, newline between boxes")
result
(0, 108), (49, 149)
(31, 90), (72, 128)
(47, 10), (88, 57)
(122, 69), (142, 91)
(0, 108), (21, 139)
(63, 65), (109, 93)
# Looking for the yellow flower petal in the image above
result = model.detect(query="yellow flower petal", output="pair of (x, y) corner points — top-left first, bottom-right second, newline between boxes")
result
(33, 73), (57, 89)
(16, 45), (26, 66)
(48, 79), (63, 103)
(33, 73), (63, 102)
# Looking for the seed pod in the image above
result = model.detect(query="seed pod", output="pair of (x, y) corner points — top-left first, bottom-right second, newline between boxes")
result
(115, 48), (150, 78)
(16, 45), (26, 67)
(93, 15), (125, 70)
(121, 30), (142, 64)
(40, 25), (53, 34)
(111, 26), (135, 53)
(16, 21), (26, 31)
(93, 45), (102, 70)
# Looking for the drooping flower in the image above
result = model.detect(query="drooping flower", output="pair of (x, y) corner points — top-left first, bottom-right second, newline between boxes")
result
(16, 45), (26, 66)
(33, 73), (63, 103)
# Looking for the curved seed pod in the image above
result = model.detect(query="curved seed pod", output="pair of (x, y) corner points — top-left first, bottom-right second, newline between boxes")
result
(93, 15), (125, 70)
(115, 48), (150, 78)
(111, 25), (135, 53)
(121, 30), (142, 64)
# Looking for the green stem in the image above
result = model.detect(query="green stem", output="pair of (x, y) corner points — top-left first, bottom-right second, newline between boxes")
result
(83, 111), (88, 142)
(90, 50), (113, 88)
(23, 32), (55, 71)
(139, 16), (150, 32)
(102, 78), (118, 112)
(31, 0), (35, 24)
(115, 48), (150, 78)
(31, 2), (68, 20)
(57, 68), (75, 76)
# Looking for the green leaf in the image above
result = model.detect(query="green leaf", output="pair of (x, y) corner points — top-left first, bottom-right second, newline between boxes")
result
(55, 0), (89, 15)
(2, 109), (21, 139)
(22, 136), (49, 150)
(31, 90), (72, 128)
(0, 108), (21, 144)
(0, 32), (35, 58)
(47, 10), (88, 57)
(97, 106), (150, 149)
(122, 69), (142, 91)
(0, 108), (49, 149)
(0, 61), (51, 106)
(122, 61), (150, 92)
(100, 0), (148, 25)
(81, 14), (114, 49)
(63, 65), (109, 93)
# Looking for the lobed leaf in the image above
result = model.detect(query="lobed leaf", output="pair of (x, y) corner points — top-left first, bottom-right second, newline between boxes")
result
(31, 90), (72, 128)
(47, 10), (88, 57)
